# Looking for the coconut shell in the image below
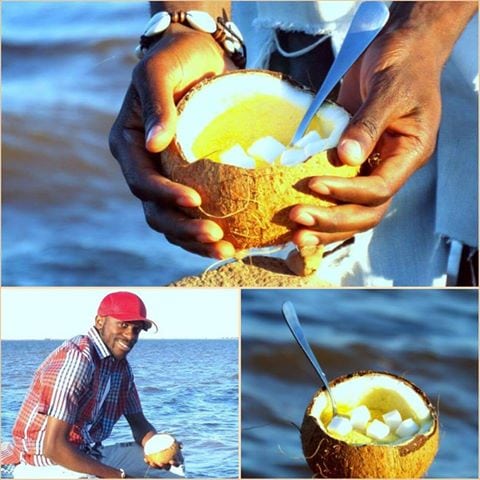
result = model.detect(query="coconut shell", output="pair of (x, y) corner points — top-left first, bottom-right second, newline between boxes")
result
(161, 70), (358, 250)
(145, 441), (179, 465)
(161, 149), (357, 250)
(301, 371), (439, 478)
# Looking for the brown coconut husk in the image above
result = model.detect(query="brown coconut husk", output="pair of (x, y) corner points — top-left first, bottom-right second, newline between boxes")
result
(161, 70), (359, 250)
(168, 256), (331, 287)
(301, 371), (439, 478)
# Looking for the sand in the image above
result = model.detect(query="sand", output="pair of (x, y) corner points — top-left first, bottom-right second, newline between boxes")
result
(168, 256), (330, 287)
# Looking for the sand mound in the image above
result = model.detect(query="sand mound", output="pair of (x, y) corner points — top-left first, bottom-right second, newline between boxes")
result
(169, 256), (330, 287)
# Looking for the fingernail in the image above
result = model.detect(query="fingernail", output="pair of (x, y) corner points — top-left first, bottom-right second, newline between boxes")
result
(146, 125), (165, 152)
(293, 212), (316, 226)
(176, 194), (201, 207)
(300, 234), (320, 246)
(197, 233), (221, 243)
(146, 124), (163, 143)
(309, 180), (330, 196)
(197, 226), (223, 243)
(215, 246), (235, 260)
(339, 139), (363, 165)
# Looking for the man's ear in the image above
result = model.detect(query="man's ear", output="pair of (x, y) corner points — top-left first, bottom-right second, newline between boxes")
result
(95, 315), (105, 329)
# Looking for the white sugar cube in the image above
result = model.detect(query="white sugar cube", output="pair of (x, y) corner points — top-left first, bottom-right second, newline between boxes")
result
(219, 144), (255, 169)
(327, 415), (352, 436)
(366, 419), (390, 440)
(304, 140), (328, 157)
(383, 410), (402, 430)
(349, 405), (371, 431)
(280, 148), (309, 166)
(395, 418), (419, 438)
(294, 130), (322, 148)
(247, 136), (286, 164)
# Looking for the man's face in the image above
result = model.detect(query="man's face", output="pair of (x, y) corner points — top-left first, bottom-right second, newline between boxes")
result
(95, 316), (145, 360)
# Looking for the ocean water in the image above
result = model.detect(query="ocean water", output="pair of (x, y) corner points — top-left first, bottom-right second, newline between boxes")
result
(1, 339), (239, 478)
(2, 1), (214, 286)
(241, 289), (478, 478)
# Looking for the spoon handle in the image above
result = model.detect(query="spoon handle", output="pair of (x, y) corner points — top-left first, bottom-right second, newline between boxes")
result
(282, 301), (337, 413)
(289, 1), (390, 146)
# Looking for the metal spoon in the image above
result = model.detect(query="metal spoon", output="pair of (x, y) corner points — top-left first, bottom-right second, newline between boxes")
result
(289, 1), (390, 146)
(282, 301), (337, 416)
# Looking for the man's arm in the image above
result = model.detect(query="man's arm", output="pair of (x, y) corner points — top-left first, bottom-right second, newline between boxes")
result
(125, 411), (157, 446)
(43, 417), (123, 478)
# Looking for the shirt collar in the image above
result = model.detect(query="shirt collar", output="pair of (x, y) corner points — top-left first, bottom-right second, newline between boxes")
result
(87, 326), (112, 360)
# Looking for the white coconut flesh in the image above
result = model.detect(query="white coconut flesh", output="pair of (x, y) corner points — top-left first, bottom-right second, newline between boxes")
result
(175, 71), (350, 168)
(144, 433), (176, 455)
(310, 374), (435, 446)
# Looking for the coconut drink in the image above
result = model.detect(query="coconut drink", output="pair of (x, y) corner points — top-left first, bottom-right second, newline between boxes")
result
(144, 433), (180, 465)
(301, 371), (439, 478)
(162, 70), (359, 250)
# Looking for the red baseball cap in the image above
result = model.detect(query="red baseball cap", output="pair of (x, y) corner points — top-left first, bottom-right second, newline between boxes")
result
(97, 292), (157, 331)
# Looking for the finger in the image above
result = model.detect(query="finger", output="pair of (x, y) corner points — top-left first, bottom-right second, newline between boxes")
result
(310, 136), (428, 206)
(165, 235), (236, 260)
(143, 202), (224, 243)
(132, 56), (179, 153)
(292, 229), (358, 247)
(120, 136), (201, 207)
(112, 116), (201, 207)
(308, 175), (392, 207)
(289, 202), (390, 233)
(337, 90), (395, 166)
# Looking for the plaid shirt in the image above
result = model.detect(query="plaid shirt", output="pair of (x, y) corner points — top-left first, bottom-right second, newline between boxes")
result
(1, 327), (142, 466)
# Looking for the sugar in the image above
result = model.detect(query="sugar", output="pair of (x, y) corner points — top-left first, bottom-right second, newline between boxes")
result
(366, 419), (390, 440)
(395, 418), (419, 438)
(247, 136), (286, 164)
(294, 130), (322, 149)
(349, 405), (371, 431)
(280, 148), (309, 166)
(304, 140), (328, 157)
(327, 415), (352, 436)
(383, 410), (403, 430)
(219, 144), (255, 168)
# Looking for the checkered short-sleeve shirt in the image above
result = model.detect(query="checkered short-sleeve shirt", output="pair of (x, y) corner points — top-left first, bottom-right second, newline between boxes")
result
(1, 326), (142, 466)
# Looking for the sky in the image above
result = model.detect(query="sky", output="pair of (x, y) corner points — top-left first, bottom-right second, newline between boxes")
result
(1, 288), (239, 340)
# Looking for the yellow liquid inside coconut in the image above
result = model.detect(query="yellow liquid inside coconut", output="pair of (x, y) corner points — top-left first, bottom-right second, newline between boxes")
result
(320, 388), (430, 445)
(192, 94), (328, 167)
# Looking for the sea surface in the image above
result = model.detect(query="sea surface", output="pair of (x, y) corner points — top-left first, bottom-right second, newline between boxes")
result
(241, 289), (478, 478)
(1, 339), (239, 478)
(2, 1), (215, 285)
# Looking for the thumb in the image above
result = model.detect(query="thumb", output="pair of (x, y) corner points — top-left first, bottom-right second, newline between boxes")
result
(337, 94), (391, 166)
(143, 90), (178, 153)
(133, 67), (179, 153)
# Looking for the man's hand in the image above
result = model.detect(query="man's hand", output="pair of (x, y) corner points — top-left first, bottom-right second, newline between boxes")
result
(289, 2), (476, 247)
(109, 23), (236, 259)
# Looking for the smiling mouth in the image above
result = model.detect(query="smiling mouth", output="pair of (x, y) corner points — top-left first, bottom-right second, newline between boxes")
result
(117, 340), (132, 352)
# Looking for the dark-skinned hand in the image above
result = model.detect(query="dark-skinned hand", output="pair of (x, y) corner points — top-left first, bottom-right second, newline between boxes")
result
(110, 23), (236, 259)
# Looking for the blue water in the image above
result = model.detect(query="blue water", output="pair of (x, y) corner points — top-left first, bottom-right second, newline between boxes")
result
(1, 339), (239, 478)
(2, 1), (214, 286)
(241, 289), (478, 478)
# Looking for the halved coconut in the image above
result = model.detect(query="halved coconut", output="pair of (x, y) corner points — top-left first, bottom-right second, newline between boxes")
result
(301, 371), (439, 478)
(161, 70), (359, 250)
(144, 433), (179, 465)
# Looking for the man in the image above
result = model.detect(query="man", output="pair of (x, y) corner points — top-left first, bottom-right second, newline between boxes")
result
(109, 1), (478, 285)
(1, 291), (183, 478)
